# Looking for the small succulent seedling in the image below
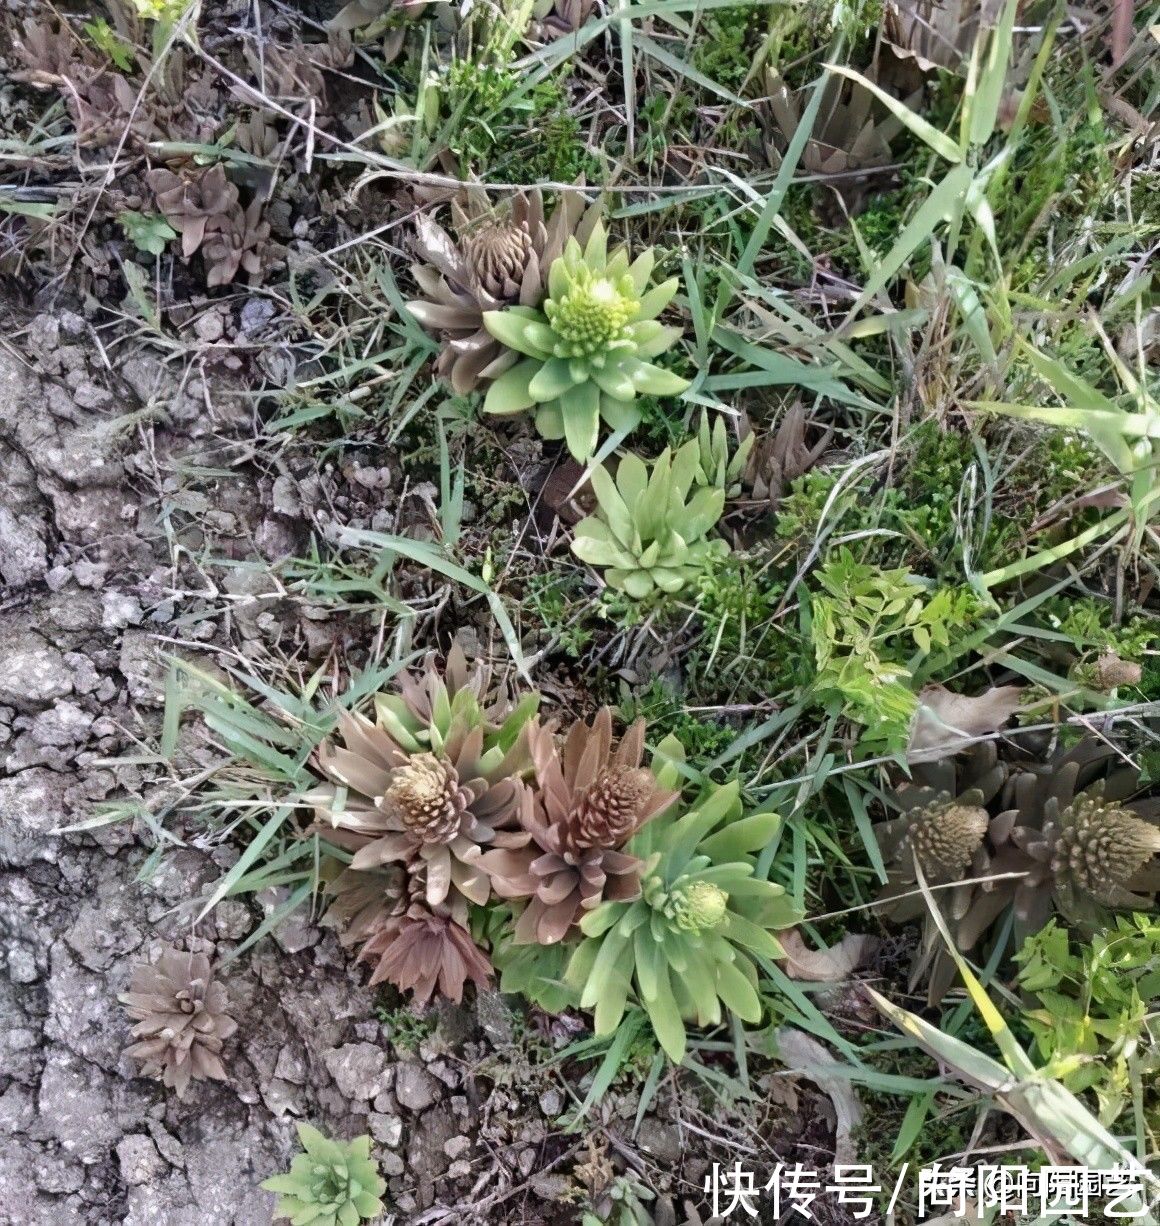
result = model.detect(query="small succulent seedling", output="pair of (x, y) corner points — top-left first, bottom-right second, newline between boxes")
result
(119, 210), (178, 256)
(571, 441), (728, 598)
(694, 410), (753, 497)
(262, 1124), (386, 1226)
(482, 221), (688, 460)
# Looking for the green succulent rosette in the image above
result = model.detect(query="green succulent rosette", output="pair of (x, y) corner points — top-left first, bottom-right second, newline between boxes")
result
(570, 439), (729, 598)
(564, 744), (803, 1061)
(261, 1125), (386, 1226)
(481, 221), (689, 460)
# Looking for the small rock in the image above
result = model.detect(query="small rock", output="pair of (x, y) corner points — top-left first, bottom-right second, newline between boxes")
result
(380, 1151), (405, 1178)
(7, 944), (39, 984)
(0, 506), (47, 587)
(369, 1114), (403, 1147)
(323, 1042), (388, 1101)
(443, 1136), (471, 1161)
(447, 1160), (472, 1180)
(44, 565), (71, 591)
(273, 1045), (307, 1086)
(194, 312), (225, 343)
(270, 475), (301, 517)
(474, 991), (514, 1046)
(117, 1135), (166, 1187)
(29, 701), (94, 749)
(102, 590), (144, 630)
(538, 1088), (563, 1117)
(72, 559), (107, 588)
(395, 1063), (440, 1113)
(0, 635), (73, 709)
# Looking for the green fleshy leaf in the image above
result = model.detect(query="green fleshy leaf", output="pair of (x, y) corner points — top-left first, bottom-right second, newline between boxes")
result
(483, 308), (553, 358)
(483, 359), (540, 416)
(651, 567), (688, 593)
(534, 402), (565, 439)
(583, 220), (608, 269)
(592, 363), (637, 401)
(529, 357), (583, 401)
(715, 957), (763, 1022)
(620, 569), (655, 599)
(599, 395), (642, 432)
(629, 359), (690, 397)
(721, 910), (786, 958)
(559, 381), (601, 460)
(645, 963), (688, 1061)
(627, 248), (656, 294)
(636, 276), (680, 320)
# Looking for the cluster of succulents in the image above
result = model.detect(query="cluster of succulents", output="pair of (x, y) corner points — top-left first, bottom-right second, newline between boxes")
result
(406, 189), (689, 460)
(298, 646), (801, 1056)
(875, 737), (1160, 1003)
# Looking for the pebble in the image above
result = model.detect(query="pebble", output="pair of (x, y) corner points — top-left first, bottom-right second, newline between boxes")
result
(394, 1063), (440, 1113)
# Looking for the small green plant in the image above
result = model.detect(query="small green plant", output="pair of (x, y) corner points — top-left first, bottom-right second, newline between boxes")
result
(571, 442), (729, 598)
(566, 746), (803, 1061)
(694, 410), (753, 498)
(807, 548), (979, 751)
(261, 1124), (386, 1226)
(483, 222), (688, 459)
(82, 17), (136, 70)
(376, 1002), (436, 1053)
(1015, 916), (1160, 1127)
(582, 1173), (657, 1225)
(120, 210), (179, 256)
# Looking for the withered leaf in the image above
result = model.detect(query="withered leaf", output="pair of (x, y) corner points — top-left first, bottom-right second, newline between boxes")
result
(907, 684), (1023, 763)
(780, 928), (880, 981)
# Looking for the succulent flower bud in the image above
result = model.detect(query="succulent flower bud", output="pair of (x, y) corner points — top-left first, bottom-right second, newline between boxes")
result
(907, 798), (990, 883)
(1048, 791), (1160, 903)
(544, 266), (638, 356)
(570, 766), (656, 849)
(465, 221), (535, 298)
(383, 752), (466, 843)
(671, 880), (729, 931)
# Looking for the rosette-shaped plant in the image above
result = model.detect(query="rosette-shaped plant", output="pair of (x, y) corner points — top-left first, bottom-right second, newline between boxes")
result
(565, 767), (803, 1061)
(478, 708), (678, 943)
(306, 646), (538, 910)
(261, 1124), (386, 1226)
(406, 185), (600, 394)
(760, 70), (912, 216)
(875, 741), (1006, 906)
(875, 738), (1160, 1004)
(1006, 744), (1160, 937)
(120, 946), (236, 1098)
(320, 860), (492, 1003)
(482, 222), (689, 460)
(874, 741), (1010, 1002)
(571, 441), (729, 598)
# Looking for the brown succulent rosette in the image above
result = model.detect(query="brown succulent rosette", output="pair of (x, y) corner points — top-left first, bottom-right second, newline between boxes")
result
(120, 946), (236, 1099)
(320, 862), (491, 1003)
(478, 708), (678, 944)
